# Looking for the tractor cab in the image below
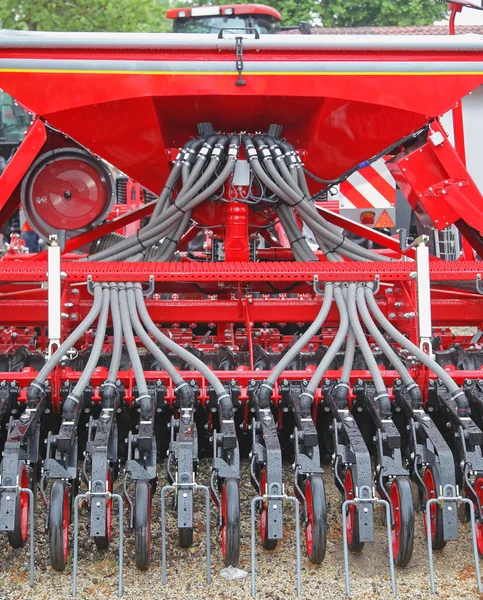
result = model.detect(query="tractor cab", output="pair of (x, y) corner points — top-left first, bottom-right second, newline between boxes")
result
(166, 4), (282, 34)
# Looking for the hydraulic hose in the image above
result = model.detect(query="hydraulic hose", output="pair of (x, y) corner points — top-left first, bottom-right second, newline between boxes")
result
(33, 283), (104, 388)
(306, 285), (349, 395)
(63, 283), (111, 420)
(347, 283), (387, 396)
(125, 283), (183, 385)
(340, 287), (356, 385)
(133, 284), (228, 399)
(266, 282), (334, 386)
(245, 140), (380, 262)
(92, 137), (238, 262)
(276, 205), (318, 262)
(118, 283), (153, 421)
(364, 285), (465, 405)
(108, 283), (123, 381)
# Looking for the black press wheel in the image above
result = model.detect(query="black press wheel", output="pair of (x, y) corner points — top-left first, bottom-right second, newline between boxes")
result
(388, 477), (414, 567)
(260, 468), (277, 550)
(344, 466), (364, 552)
(304, 474), (327, 564)
(49, 479), (70, 571)
(135, 480), (152, 570)
(423, 465), (446, 551)
(7, 465), (30, 549)
(221, 477), (240, 567)
(94, 468), (113, 550)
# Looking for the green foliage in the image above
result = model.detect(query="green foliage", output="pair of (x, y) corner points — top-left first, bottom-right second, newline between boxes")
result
(0, 0), (172, 32)
(0, 0), (448, 32)
(314, 0), (448, 27)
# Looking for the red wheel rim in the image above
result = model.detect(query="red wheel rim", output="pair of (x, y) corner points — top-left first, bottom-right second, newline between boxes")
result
(260, 469), (268, 543)
(423, 468), (437, 542)
(221, 482), (227, 560)
(63, 484), (69, 561)
(32, 158), (109, 230)
(344, 469), (355, 545)
(389, 480), (401, 559)
(18, 466), (29, 543)
(473, 477), (483, 554)
(106, 469), (113, 542)
(305, 478), (314, 557)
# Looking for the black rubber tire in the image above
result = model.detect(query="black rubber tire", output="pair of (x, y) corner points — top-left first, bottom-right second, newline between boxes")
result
(49, 480), (70, 571)
(304, 474), (328, 564)
(135, 480), (151, 570)
(179, 527), (193, 548)
(389, 477), (414, 567)
(7, 465), (30, 549)
(424, 465), (446, 551)
(345, 466), (364, 552)
(222, 478), (240, 567)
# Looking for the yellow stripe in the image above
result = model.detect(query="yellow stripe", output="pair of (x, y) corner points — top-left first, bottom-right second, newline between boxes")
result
(0, 68), (482, 76)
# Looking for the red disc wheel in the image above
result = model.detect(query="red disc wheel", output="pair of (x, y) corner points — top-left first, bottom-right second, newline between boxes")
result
(389, 477), (414, 567)
(22, 148), (114, 238)
(473, 476), (483, 556)
(7, 465), (30, 548)
(423, 466), (446, 550)
(260, 468), (277, 550)
(304, 474), (327, 564)
(344, 467), (364, 552)
(94, 468), (113, 550)
(221, 478), (240, 567)
(49, 479), (70, 571)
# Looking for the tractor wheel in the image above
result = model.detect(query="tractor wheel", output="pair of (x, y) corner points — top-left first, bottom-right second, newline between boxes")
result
(423, 465), (446, 550)
(221, 478), (240, 567)
(49, 479), (70, 571)
(344, 466), (364, 552)
(94, 468), (113, 550)
(135, 480), (151, 570)
(389, 477), (414, 567)
(260, 468), (278, 550)
(304, 474), (327, 564)
(7, 465), (30, 549)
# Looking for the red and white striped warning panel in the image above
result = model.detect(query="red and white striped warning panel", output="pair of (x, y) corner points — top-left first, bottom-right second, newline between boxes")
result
(336, 159), (396, 228)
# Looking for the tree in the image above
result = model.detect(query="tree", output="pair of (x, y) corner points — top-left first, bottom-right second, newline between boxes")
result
(0, 0), (172, 33)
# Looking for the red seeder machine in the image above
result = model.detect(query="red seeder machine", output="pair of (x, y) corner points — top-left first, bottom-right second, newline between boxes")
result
(1, 26), (483, 597)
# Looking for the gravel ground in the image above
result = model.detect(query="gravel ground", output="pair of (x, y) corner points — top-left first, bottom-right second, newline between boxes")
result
(1, 459), (483, 600)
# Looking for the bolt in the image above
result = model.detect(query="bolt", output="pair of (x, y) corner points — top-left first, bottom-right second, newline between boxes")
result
(273, 504), (278, 510)
(6, 496), (10, 501)
(72, 288), (79, 295)
(183, 492), (188, 498)
(70, 313), (78, 320)
(363, 507), (368, 513)
(447, 506), (452, 511)
(96, 501), (101, 507)
(389, 313), (396, 319)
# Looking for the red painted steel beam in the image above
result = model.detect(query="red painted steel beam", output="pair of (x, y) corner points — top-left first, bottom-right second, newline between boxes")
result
(1, 297), (481, 327)
(0, 118), (47, 228)
(0, 259), (481, 283)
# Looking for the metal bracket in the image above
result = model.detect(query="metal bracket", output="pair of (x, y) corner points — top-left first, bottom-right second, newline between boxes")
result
(161, 483), (211, 585)
(313, 274), (324, 296)
(250, 494), (301, 598)
(476, 274), (483, 295)
(72, 492), (123, 598)
(342, 485), (396, 598)
(425, 485), (482, 595)
(0, 485), (34, 587)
